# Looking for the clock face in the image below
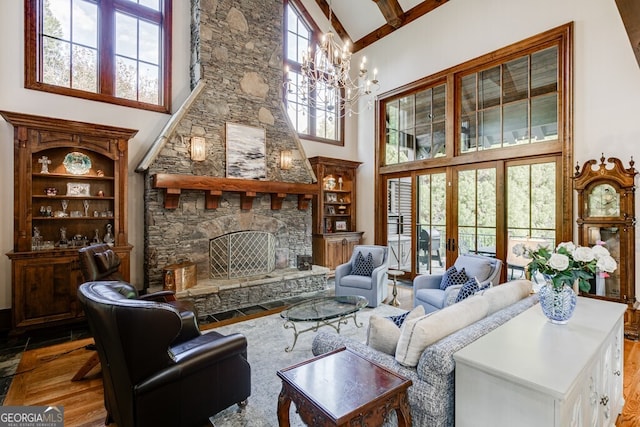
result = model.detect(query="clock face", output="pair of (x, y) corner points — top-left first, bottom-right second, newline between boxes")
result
(587, 183), (620, 217)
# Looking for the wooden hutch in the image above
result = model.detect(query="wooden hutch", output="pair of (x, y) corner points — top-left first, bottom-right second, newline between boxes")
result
(309, 156), (363, 270)
(2, 111), (135, 332)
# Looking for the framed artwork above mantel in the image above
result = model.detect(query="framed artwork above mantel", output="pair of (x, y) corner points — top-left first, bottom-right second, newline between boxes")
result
(225, 122), (266, 180)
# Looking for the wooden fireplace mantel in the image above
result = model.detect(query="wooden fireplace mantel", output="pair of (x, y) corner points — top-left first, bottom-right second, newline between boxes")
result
(152, 173), (318, 210)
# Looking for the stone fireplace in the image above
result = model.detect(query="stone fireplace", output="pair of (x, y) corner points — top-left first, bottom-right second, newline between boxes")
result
(136, 0), (328, 316)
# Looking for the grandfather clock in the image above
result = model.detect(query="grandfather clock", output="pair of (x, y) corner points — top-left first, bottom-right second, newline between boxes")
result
(574, 155), (638, 339)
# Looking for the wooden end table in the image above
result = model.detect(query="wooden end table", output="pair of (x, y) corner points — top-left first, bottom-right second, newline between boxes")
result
(277, 347), (412, 426)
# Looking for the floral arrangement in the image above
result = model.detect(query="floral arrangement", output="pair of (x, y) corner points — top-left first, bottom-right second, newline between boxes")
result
(512, 241), (617, 292)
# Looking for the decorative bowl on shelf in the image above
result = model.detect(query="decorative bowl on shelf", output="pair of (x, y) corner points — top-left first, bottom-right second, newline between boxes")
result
(63, 152), (92, 175)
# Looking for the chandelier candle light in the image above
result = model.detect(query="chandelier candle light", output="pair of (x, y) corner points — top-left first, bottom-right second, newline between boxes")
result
(285, 1), (379, 118)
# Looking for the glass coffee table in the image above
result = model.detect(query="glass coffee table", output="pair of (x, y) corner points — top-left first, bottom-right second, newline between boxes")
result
(280, 295), (368, 352)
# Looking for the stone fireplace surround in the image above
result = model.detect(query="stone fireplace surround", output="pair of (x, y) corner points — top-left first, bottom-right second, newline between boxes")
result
(150, 197), (329, 317)
(165, 210), (328, 317)
(135, 0), (333, 317)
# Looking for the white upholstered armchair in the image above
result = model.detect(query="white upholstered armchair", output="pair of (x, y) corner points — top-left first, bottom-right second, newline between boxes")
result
(334, 245), (389, 307)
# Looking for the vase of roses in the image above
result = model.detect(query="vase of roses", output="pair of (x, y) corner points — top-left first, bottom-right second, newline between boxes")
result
(512, 241), (617, 324)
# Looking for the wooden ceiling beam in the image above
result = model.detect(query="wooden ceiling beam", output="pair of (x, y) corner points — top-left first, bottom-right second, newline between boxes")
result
(353, 0), (449, 53)
(315, 0), (353, 47)
(372, 0), (404, 28)
(615, 0), (640, 69)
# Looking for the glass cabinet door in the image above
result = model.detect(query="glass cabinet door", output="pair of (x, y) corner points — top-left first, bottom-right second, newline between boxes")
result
(585, 226), (621, 299)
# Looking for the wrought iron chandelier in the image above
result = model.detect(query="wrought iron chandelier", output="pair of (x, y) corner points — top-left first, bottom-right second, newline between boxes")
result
(285, 1), (379, 119)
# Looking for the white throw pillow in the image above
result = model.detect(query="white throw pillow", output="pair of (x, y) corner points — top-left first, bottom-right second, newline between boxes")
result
(395, 296), (489, 367)
(482, 279), (532, 315)
(366, 305), (425, 355)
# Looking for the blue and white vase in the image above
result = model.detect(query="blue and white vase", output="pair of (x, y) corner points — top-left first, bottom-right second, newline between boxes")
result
(538, 279), (577, 324)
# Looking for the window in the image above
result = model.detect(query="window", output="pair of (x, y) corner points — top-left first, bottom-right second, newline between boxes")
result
(284, 0), (343, 145)
(376, 24), (573, 281)
(25, 0), (172, 113)
(385, 84), (447, 165)
(460, 47), (558, 152)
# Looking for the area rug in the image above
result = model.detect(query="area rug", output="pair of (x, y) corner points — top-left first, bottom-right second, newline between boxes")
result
(3, 303), (404, 426)
(209, 303), (404, 426)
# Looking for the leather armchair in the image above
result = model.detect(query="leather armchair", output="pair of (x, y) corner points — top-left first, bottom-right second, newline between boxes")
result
(413, 253), (503, 313)
(78, 281), (251, 427)
(335, 245), (389, 307)
(78, 244), (196, 316)
(74, 244), (199, 382)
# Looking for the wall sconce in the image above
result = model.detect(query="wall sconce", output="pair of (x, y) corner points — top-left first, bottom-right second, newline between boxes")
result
(190, 136), (206, 161)
(280, 150), (292, 170)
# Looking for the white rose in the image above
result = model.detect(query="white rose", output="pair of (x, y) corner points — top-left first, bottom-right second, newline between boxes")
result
(591, 245), (610, 259)
(597, 255), (617, 273)
(548, 253), (570, 271)
(573, 246), (595, 263)
(557, 242), (576, 253)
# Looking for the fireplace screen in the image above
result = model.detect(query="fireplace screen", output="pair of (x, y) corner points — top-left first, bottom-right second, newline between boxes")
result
(209, 231), (276, 279)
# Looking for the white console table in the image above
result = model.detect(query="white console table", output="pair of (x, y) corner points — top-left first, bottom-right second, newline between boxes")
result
(454, 297), (626, 427)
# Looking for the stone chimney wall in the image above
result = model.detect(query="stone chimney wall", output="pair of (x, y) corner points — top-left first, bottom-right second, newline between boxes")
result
(143, 0), (315, 289)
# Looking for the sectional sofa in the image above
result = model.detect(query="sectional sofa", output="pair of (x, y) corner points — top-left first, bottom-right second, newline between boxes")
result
(312, 280), (539, 427)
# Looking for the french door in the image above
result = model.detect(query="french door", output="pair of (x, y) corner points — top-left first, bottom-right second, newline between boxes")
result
(383, 156), (560, 281)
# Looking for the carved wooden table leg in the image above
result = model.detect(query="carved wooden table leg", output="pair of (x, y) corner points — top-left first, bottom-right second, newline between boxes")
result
(396, 390), (412, 427)
(277, 384), (292, 426)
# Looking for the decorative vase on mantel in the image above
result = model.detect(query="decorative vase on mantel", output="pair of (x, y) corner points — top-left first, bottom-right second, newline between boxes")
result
(538, 277), (577, 324)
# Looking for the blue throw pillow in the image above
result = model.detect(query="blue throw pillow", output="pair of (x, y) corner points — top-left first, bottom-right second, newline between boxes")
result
(387, 311), (410, 327)
(455, 277), (479, 303)
(475, 282), (492, 295)
(352, 251), (375, 276)
(440, 266), (469, 290)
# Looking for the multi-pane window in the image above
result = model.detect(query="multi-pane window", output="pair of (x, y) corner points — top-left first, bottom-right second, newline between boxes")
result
(376, 25), (572, 279)
(26, 0), (171, 112)
(284, 1), (342, 144)
(507, 161), (557, 243)
(385, 84), (447, 165)
(460, 46), (558, 152)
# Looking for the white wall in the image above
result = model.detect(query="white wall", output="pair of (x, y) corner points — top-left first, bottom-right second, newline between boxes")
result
(0, 1), (193, 309)
(1, 0), (639, 311)
(350, 0), (640, 299)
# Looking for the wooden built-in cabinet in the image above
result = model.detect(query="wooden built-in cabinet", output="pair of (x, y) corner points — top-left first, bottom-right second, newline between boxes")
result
(1, 111), (135, 332)
(312, 232), (364, 271)
(574, 155), (638, 339)
(309, 157), (363, 270)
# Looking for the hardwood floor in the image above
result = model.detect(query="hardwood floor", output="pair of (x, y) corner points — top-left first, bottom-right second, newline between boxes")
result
(619, 339), (640, 426)
(3, 283), (639, 426)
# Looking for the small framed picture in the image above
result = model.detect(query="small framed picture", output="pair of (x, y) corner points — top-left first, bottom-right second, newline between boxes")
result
(327, 206), (336, 215)
(326, 192), (338, 203)
(66, 182), (91, 197)
(335, 220), (347, 231)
